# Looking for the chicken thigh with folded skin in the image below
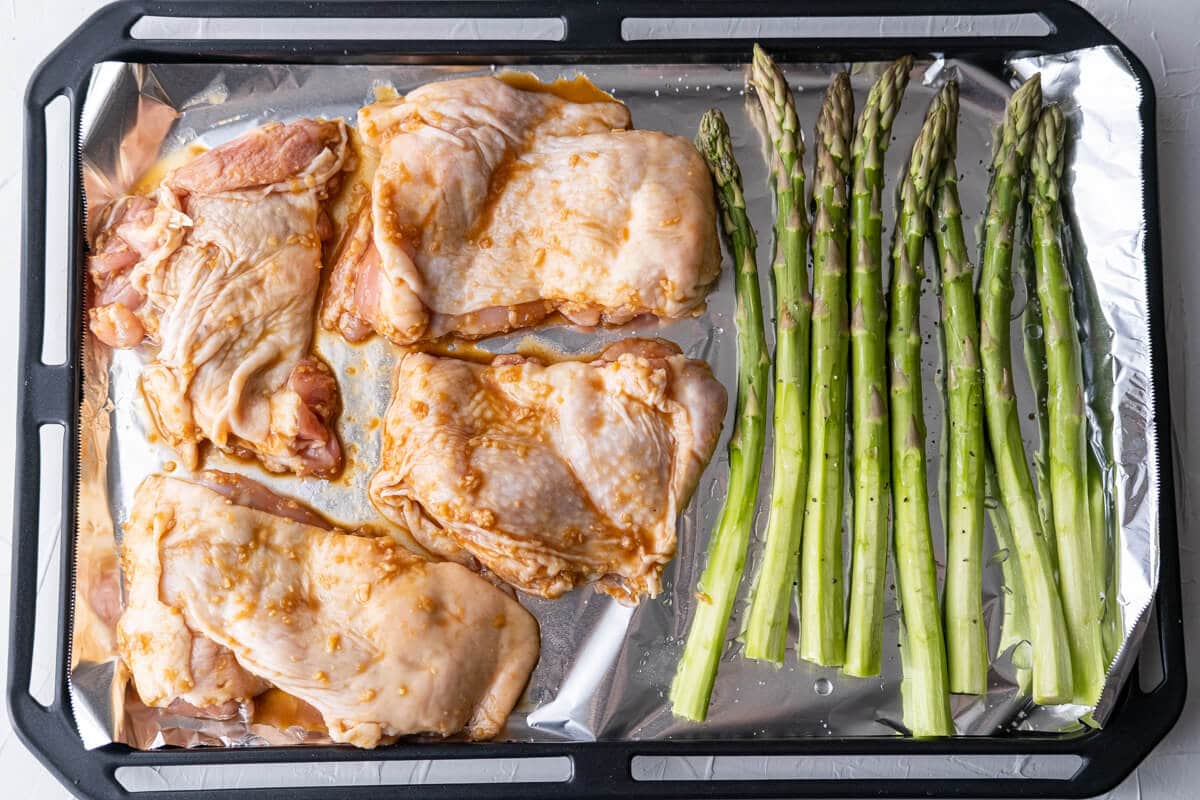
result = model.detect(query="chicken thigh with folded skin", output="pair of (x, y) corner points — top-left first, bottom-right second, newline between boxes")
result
(88, 119), (348, 477)
(322, 76), (721, 345)
(118, 472), (540, 747)
(369, 339), (728, 603)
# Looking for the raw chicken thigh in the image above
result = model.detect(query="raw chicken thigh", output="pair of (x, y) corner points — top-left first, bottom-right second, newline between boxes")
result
(322, 76), (721, 345)
(88, 119), (348, 477)
(117, 473), (540, 746)
(369, 339), (728, 603)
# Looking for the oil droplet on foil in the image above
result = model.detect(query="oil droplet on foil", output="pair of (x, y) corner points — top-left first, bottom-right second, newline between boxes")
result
(813, 677), (834, 696)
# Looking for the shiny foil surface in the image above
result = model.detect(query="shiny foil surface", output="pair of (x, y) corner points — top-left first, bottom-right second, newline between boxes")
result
(69, 47), (1157, 749)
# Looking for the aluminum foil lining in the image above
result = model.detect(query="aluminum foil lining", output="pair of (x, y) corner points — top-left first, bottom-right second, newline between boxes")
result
(69, 46), (1157, 749)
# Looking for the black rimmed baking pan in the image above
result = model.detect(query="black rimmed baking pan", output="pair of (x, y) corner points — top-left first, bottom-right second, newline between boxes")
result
(12, 1), (1184, 798)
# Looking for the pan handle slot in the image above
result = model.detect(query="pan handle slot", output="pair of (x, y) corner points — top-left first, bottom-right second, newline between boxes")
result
(115, 757), (573, 792)
(631, 753), (1082, 781)
(129, 16), (566, 41)
(41, 95), (71, 367)
(30, 423), (66, 708)
(621, 14), (1051, 41)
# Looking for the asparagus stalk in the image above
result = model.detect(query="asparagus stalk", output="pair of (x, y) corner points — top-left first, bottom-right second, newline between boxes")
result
(743, 45), (813, 663)
(1008, 194), (1044, 698)
(844, 56), (912, 678)
(987, 453), (1033, 696)
(1029, 104), (1107, 706)
(978, 75), (1074, 706)
(1017, 195), (1058, 571)
(671, 109), (770, 721)
(888, 85), (953, 737)
(798, 73), (853, 668)
(928, 82), (988, 696)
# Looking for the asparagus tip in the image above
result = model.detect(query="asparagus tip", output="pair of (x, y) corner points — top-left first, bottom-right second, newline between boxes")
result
(852, 55), (914, 164)
(1003, 73), (1044, 164)
(877, 55), (915, 128)
(817, 72), (854, 176)
(940, 81), (961, 158)
(1031, 104), (1067, 203)
(904, 91), (952, 211)
(748, 44), (802, 162)
(697, 108), (742, 193)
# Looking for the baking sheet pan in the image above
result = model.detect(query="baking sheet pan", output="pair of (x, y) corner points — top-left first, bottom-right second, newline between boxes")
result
(69, 48), (1157, 749)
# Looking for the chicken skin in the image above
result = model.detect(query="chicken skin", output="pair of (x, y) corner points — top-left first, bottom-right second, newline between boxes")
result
(117, 473), (540, 747)
(88, 119), (348, 477)
(369, 339), (728, 603)
(322, 76), (721, 345)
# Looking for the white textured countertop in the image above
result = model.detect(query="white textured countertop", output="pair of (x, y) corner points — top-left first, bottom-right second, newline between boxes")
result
(2, 2), (1195, 797)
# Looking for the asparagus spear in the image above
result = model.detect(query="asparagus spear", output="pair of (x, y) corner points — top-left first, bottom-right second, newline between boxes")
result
(844, 56), (912, 678)
(888, 85), (953, 737)
(799, 73), (853, 668)
(743, 46), (813, 664)
(671, 109), (770, 721)
(978, 75), (1074, 706)
(1029, 104), (1107, 706)
(928, 82), (988, 696)
(1017, 195), (1058, 571)
(1005, 193), (1044, 698)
